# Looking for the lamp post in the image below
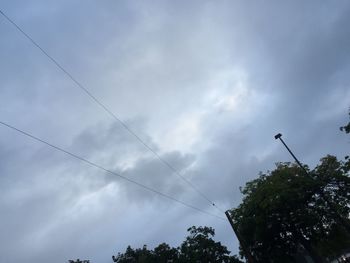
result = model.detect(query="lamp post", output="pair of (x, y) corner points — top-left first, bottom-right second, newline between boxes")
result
(274, 133), (350, 234)
(225, 210), (255, 263)
(274, 133), (307, 173)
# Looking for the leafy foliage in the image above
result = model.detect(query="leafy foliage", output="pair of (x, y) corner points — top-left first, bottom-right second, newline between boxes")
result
(112, 226), (242, 263)
(178, 226), (240, 263)
(340, 109), (350, 134)
(229, 156), (350, 262)
(340, 109), (350, 171)
(112, 245), (155, 263)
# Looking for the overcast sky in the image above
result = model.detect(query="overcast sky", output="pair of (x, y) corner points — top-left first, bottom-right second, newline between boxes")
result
(1, 1), (350, 262)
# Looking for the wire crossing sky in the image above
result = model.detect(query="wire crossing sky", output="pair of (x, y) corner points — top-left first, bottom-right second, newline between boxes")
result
(0, 8), (224, 214)
(0, 120), (225, 220)
(1, 2), (349, 262)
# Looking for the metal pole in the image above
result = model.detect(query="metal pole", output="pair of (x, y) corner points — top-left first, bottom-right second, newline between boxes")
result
(274, 133), (350, 234)
(274, 133), (307, 173)
(225, 210), (255, 263)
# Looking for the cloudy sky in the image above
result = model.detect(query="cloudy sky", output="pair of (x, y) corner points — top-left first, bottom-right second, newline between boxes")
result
(1, 1), (350, 262)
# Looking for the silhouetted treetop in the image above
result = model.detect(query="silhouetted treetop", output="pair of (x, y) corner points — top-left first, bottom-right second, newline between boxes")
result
(229, 156), (350, 262)
(112, 226), (242, 263)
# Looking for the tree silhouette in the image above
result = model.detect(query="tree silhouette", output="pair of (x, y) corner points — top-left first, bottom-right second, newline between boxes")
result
(112, 226), (242, 263)
(229, 156), (350, 262)
(341, 109), (350, 172)
(340, 109), (350, 134)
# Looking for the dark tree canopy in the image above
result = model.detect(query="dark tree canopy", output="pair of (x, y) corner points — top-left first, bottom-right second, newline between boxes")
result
(178, 226), (240, 263)
(112, 226), (242, 263)
(341, 109), (350, 170)
(340, 109), (350, 134)
(229, 156), (350, 262)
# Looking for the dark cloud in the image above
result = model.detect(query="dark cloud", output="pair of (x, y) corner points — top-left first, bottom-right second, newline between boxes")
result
(0, 1), (349, 262)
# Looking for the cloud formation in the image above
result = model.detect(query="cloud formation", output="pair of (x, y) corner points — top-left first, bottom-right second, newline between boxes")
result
(0, 1), (350, 262)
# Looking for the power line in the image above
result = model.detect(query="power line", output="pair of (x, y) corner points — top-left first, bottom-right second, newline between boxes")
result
(0, 9), (225, 214)
(0, 120), (225, 220)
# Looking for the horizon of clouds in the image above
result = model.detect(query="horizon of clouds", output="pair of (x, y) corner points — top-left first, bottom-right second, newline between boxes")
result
(1, 1), (350, 262)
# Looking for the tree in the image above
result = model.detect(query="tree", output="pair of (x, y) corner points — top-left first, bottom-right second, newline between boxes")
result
(340, 109), (350, 171)
(178, 226), (241, 263)
(112, 226), (243, 263)
(228, 156), (350, 262)
(112, 245), (155, 263)
(340, 109), (350, 134)
(154, 243), (179, 262)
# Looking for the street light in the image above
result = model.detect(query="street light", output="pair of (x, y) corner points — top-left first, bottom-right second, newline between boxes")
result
(274, 132), (350, 235)
(274, 133), (308, 174)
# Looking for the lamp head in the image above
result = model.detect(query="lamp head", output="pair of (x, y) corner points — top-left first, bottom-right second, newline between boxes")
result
(274, 133), (282, 140)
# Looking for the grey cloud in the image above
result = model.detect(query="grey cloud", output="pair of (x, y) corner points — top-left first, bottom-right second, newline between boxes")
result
(120, 151), (196, 204)
(1, 1), (350, 262)
(69, 119), (197, 204)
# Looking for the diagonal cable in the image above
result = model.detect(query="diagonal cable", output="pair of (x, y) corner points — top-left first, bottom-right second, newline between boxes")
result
(0, 9), (225, 214)
(0, 120), (225, 220)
